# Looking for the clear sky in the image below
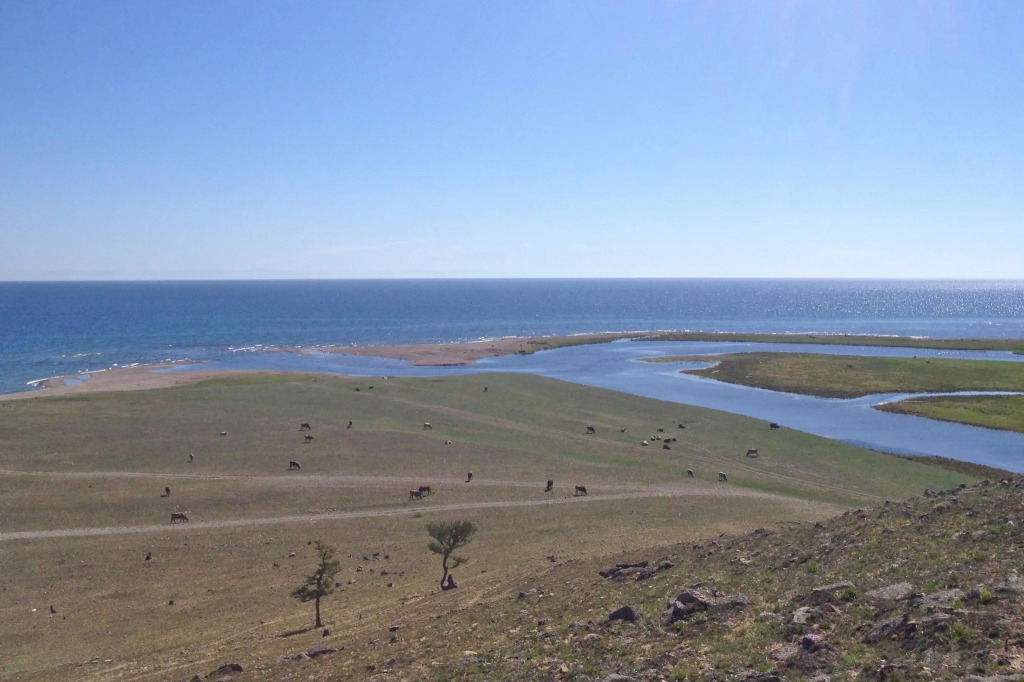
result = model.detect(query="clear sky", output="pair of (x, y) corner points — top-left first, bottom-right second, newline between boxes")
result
(1, 1), (1021, 280)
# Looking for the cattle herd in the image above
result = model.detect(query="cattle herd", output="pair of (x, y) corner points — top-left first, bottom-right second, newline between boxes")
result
(169, 416), (777, 522)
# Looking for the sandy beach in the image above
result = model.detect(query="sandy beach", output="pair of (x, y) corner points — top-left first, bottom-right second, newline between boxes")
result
(0, 333), (635, 401)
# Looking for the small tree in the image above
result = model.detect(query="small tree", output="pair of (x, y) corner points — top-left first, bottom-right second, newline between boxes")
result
(291, 540), (341, 628)
(426, 520), (477, 590)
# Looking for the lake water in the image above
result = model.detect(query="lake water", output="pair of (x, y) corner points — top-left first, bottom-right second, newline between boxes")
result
(3, 279), (1023, 470)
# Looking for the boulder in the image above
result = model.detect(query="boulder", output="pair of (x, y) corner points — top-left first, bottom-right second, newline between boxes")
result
(865, 582), (915, 604)
(665, 586), (750, 623)
(307, 644), (337, 658)
(607, 605), (641, 623)
(863, 613), (911, 643)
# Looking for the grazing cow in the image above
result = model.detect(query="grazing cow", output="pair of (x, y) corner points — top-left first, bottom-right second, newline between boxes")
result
(663, 444), (671, 450)
(484, 386), (488, 392)
(586, 424), (596, 434)
(409, 490), (423, 500)
(465, 472), (473, 482)
(170, 511), (189, 524)
(347, 420), (353, 429)
(574, 485), (588, 496)
(423, 422), (433, 430)
(220, 431), (227, 436)
(718, 472), (728, 482)
(300, 422), (312, 431)
(162, 486), (171, 497)
(677, 423), (686, 429)
(444, 439), (452, 445)
(289, 460), (301, 470)
(686, 469), (694, 478)
(641, 440), (649, 446)
(545, 479), (554, 492)
(656, 428), (664, 433)
(745, 448), (759, 458)
(188, 451), (195, 463)
(418, 485), (432, 496)
(304, 434), (314, 443)
(145, 552), (152, 561)
(769, 422), (781, 430)
(620, 427), (626, 433)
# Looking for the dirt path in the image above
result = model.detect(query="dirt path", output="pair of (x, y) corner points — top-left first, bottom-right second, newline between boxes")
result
(0, 487), (787, 542)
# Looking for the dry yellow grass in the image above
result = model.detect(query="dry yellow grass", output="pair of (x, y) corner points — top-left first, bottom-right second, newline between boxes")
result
(0, 372), (970, 680)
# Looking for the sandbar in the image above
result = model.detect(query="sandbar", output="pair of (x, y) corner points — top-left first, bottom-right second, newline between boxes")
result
(0, 333), (635, 401)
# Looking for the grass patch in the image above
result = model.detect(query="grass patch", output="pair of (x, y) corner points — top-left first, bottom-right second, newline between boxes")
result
(878, 394), (1024, 434)
(642, 332), (1024, 354)
(679, 352), (1024, 399)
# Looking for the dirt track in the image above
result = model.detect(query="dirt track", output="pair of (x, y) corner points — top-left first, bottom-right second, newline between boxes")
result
(0, 485), (782, 542)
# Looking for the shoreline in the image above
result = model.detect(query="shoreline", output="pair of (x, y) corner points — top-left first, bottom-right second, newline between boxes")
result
(5, 330), (1023, 402)
(0, 333), (634, 401)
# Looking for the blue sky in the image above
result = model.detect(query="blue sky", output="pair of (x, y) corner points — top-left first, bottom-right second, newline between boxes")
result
(1, 1), (1021, 280)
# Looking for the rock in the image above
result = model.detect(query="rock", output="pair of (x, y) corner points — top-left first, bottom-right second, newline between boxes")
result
(865, 581), (915, 604)
(275, 653), (309, 664)
(994, 576), (1024, 595)
(607, 605), (641, 623)
(791, 606), (815, 625)
(665, 586), (751, 623)
(863, 613), (911, 643)
(599, 561), (654, 581)
(916, 588), (964, 610)
(307, 644), (337, 658)
(209, 663), (243, 677)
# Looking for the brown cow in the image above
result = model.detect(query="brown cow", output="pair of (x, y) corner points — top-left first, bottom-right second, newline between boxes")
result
(300, 422), (312, 431)
(408, 490), (423, 500)
(769, 422), (780, 429)
(188, 451), (195, 463)
(170, 512), (189, 524)
(745, 448), (759, 458)
(574, 485), (588, 496)
(304, 434), (314, 443)
(162, 486), (171, 497)
(545, 479), (554, 492)
(586, 425), (596, 434)
(686, 469), (694, 478)
(418, 485), (432, 496)
(289, 460), (301, 470)
(465, 472), (473, 482)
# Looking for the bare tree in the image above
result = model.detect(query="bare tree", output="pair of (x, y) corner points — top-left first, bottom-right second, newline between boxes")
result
(291, 540), (341, 628)
(427, 520), (477, 590)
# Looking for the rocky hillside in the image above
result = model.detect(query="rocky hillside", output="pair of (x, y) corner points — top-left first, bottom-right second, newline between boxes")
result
(198, 475), (1024, 681)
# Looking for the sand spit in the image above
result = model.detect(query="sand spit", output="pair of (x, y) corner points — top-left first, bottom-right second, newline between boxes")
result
(0, 333), (636, 401)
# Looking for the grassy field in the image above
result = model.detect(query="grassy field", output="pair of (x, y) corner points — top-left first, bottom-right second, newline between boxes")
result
(879, 394), (1024, 434)
(673, 352), (1024, 398)
(0, 372), (974, 681)
(641, 331), (1024, 354)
